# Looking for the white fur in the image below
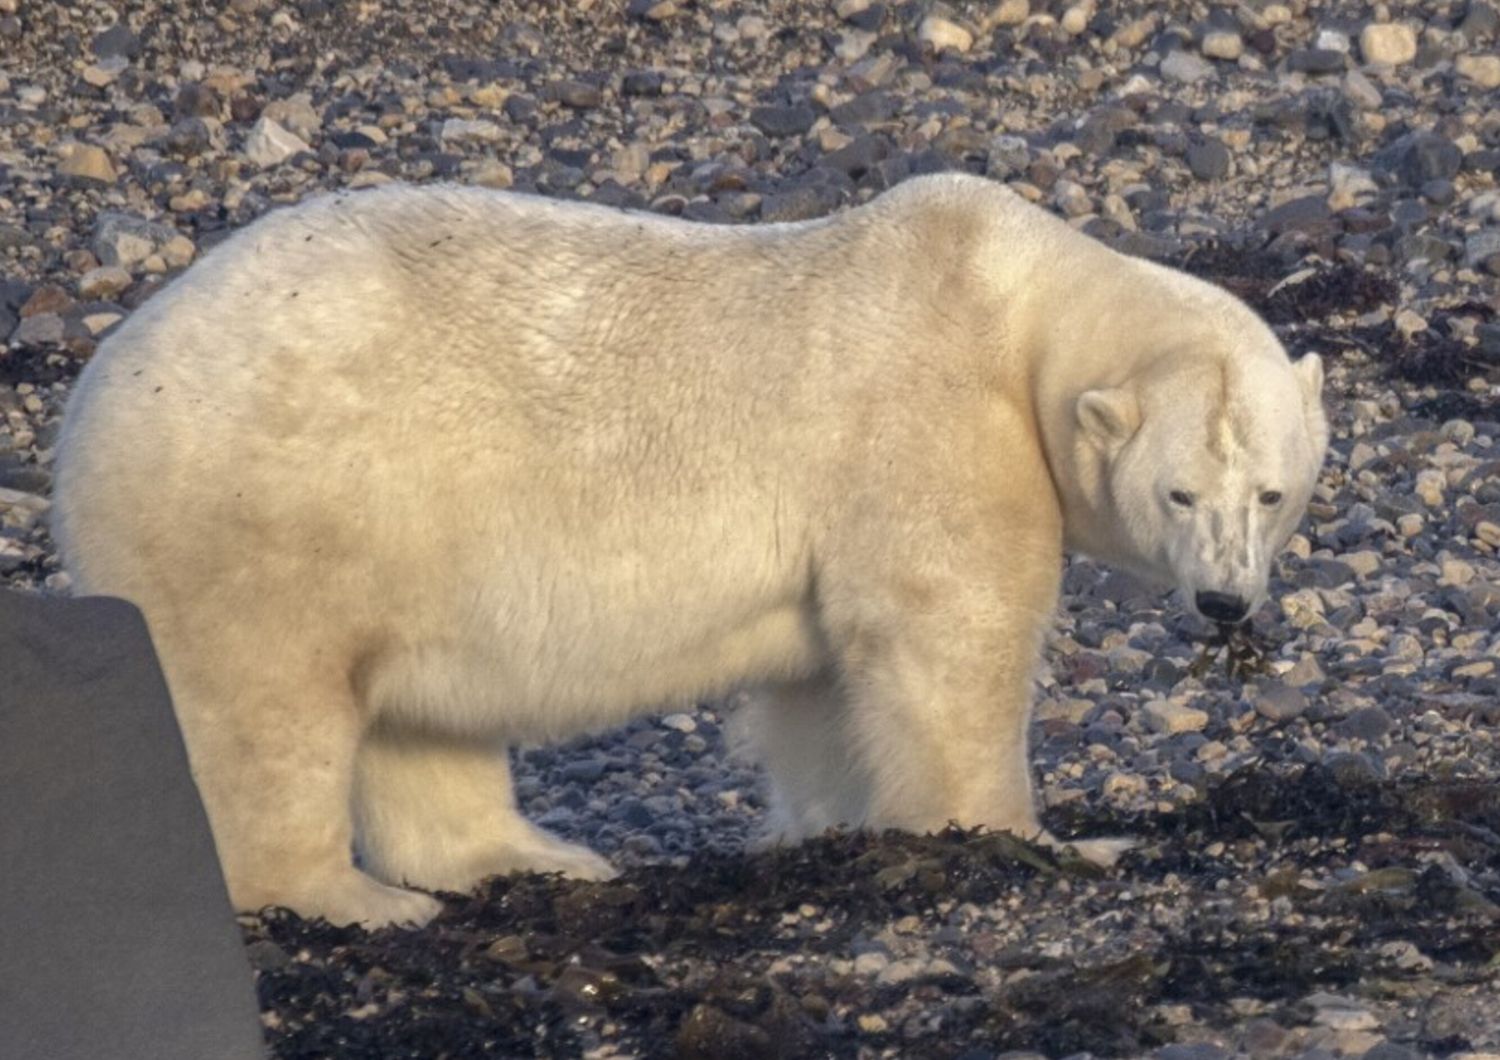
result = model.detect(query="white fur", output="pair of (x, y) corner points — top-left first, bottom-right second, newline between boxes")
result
(51, 175), (1326, 926)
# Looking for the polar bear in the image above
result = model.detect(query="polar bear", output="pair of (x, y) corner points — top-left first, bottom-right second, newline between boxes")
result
(52, 173), (1327, 927)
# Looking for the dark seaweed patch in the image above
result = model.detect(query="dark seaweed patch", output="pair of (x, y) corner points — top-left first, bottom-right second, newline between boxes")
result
(248, 767), (1499, 1058)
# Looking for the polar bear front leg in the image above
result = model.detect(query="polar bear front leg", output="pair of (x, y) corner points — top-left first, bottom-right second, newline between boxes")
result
(822, 527), (1132, 866)
(352, 725), (616, 894)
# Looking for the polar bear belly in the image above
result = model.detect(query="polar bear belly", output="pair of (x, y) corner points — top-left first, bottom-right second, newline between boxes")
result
(357, 588), (824, 743)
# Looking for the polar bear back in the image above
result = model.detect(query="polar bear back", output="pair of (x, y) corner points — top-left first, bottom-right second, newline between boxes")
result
(55, 178), (1056, 726)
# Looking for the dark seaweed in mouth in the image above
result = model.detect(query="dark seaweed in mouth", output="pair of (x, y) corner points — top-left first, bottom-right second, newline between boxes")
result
(246, 766), (1500, 1059)
(1188, 622), (1274, 682)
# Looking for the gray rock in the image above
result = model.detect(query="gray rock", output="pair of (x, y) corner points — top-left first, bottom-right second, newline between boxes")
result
(750, 104), (817, 138)
(621, 70), (665, 97)
(542, 79), (603, 109)
(1288, 48), (1347, 74)
(1156, 1045), (1229, 1060)
(1187, 137), (1231, 180)
(1464, 229), (1500, 269)
(1161, 51), (1215, 84)
(1262, 194), (1333, 235)
(1253, 681), (1309, 721)
(90, 22), (140, 59)
(1335, 705), (1394, 741)
(1459, 1), (1500, 40)
(167, 117), (219, 158)
(1373, 131), (1463, 188)
(760, 185), (839, 222)
(174, 82), (222, 120)
(627, 0), (678, 20)
(1478, 322), (1500, 360)
(561, 758), (606, 783)
(820, 134), (888, 178)
(1325, 750), (1387, 787)
(11, 313), (64, 347)
(830, 91), (896, 126)
(91, 212), (180, 269)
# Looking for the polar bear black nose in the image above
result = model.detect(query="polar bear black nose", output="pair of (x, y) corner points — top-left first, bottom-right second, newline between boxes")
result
(1195, 591), (1249, 624)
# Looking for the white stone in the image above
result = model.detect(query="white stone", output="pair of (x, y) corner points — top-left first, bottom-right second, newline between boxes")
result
(834, 30), (876, 62)
(81, 311), (125, 336)
(989, 0), (1029, 29)
(78, 265), (132, 301)
(1456, 54), (1500, 89)
(1160, 51), (1214, 84)
(1394, 308), (1428, 340)
(1201, 30), (1243, 61)
(1060, 3), (1091, 36)
(1143, 699), (1209, 735)
(261, 93), (322, 140)
(0, 488), (50, 531)
(58, 143), (116, 184)
(1102, 772), (1148, 800)
(1053, 180), (1092, 218)
(82, 56), (129, 87)
(1281, 589), (1326, 628)
(1439, 557), (1476, 586)
(918, 16), (973, 53)
(440, 118), (503, 144)
(1342, 69), (1384, 109)
(1309, 993), (1379, 1031)
(1359, 22), (1417, 65)
(1315, 29), (1351, 53)
(1328, 163), (1377, 211)
(245, 116), (311, 167)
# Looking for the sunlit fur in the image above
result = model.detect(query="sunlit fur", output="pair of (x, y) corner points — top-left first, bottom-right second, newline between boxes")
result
(52, 174), (1327, 927)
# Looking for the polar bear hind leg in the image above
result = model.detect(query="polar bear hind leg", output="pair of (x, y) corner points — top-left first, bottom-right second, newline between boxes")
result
(352, 726), (616, 894)
(155, 629), (442, 929)
(732, 673), (877, 847)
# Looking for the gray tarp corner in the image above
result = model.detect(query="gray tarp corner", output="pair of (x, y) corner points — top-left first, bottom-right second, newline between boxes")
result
(0, 589), (266, 1060)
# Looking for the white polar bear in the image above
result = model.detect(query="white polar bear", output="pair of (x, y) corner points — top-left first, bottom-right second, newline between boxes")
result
(52, 174), (1328, 928)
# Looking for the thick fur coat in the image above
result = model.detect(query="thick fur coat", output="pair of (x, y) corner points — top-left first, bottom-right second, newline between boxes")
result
(52, 174), (1328, 926)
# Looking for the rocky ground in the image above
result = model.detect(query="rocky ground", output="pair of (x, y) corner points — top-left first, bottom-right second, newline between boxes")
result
(3, 0), (1499, 1057)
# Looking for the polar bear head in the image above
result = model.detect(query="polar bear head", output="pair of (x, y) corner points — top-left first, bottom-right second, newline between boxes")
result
(1074, 349), (1328, 624)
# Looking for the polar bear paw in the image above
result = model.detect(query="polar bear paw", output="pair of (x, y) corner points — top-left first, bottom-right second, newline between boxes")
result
(1042, 834), (1136, 868)
(252, 869), (444, 929)
(509, 830), (620, 881)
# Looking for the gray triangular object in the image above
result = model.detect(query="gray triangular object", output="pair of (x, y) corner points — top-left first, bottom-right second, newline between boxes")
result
(0, 590), (266, 1060)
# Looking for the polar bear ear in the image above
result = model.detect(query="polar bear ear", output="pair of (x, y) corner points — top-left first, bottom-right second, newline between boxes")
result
(1293, 353), (1330, 462)
(1293, 353), (1324, 400)
(1076, 387), (1140, 448)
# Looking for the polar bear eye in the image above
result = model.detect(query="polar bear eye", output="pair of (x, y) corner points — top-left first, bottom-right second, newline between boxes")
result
(1260, 490), (1283, 506)
(1168, 490), (1194, 508)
